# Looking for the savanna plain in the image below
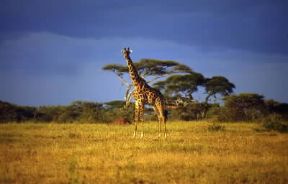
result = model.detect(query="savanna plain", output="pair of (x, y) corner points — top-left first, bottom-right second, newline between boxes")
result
(0, 122), (287, 184)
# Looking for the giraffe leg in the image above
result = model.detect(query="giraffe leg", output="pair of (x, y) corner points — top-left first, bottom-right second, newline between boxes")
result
(156, 100), (167, 138)
(133, 103), (140, 138)
(162, 107), (167, 138)
(153, 105), (161, 138)
(138, 102), (145, 138)
(134, 100), (144, 138)
(159, 110), (167, 138)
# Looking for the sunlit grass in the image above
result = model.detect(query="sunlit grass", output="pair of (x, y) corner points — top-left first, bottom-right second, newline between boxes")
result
(0, 121), (287, 183)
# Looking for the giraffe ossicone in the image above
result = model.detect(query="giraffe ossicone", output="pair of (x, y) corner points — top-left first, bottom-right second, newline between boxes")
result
(122, 47), (167, 138)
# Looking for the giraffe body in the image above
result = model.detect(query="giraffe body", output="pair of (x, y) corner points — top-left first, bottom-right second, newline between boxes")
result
(122, 48), (167, 138)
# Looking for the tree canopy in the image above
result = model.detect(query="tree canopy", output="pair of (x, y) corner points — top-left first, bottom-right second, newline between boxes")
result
(153, 72), (205, 100)
(103, 59), (192, 79)
(204, 76), (235, 103)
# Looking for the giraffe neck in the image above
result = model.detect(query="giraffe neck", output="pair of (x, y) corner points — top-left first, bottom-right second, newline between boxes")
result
(124, 56), (142, 86)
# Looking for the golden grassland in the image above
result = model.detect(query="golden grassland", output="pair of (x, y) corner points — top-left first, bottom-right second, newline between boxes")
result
(0, 121), (288, 184)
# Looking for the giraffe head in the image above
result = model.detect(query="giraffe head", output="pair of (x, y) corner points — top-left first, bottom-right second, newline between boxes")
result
(121, 47), (132, 58)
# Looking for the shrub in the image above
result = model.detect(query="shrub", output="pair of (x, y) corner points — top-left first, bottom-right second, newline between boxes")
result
(219, 93), (267, 122)
(262, 114), (288, 133)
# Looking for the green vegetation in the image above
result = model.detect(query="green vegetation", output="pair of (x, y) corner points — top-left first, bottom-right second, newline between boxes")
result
(262, 114), (288, 133)
(1, 122), (287, 183)
(221, 93), (266, 121)
(1, 96), (288, 133)
(0, 100), (134, 124)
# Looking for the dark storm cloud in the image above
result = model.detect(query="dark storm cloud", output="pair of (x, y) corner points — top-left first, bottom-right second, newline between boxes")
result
(0, 0), (287, 105)
(0, 0), (287, 55)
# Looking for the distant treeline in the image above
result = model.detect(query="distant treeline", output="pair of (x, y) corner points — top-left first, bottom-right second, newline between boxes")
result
(0, 100), (132, 123)
(1, 93), (288, 124)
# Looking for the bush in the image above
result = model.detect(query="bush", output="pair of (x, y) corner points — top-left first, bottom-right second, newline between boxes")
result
(170, 102), (206, 121)
(262, 114), (288, 133)
(218, 93), (267, 122)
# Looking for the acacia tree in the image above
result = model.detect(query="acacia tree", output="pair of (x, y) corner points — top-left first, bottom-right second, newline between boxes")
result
(154, 74), (235, 119)
(204, 76), (235, 103)
(103, 59), (193, 105)
(153, 72), (205, 101)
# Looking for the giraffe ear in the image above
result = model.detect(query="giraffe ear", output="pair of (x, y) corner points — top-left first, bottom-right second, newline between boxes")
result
(121, 48), (126, 54)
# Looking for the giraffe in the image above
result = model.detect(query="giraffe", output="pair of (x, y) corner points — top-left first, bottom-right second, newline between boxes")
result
(121, 48), (167, 138)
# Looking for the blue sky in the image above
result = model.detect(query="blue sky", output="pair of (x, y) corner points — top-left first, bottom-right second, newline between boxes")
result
(0, 0), (287, 105)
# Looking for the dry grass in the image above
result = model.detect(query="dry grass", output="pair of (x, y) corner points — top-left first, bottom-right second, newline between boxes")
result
(0, 121), (287, 184)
